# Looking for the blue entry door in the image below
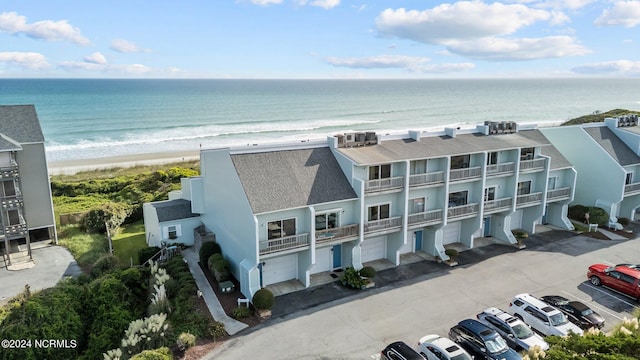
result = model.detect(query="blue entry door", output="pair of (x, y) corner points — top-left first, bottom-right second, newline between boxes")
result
(414, 231), (423, 251)
(332, 244), (342, 269)
(483, 217), (491, 237)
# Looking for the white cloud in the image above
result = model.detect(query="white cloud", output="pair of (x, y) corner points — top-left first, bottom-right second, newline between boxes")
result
(84, 52), (107, 65)
(325, 54), (474, 73)
(0, 51), (49, 70)
(595, 1), (640, 28)
(59, 53), (151, 75)
(572, 60), (640, 74)
(110, 39), (150, 53)
(0, 11), (90, 45)
(245, 0), (284, 5)
(446, 35), (590, 60)
(375, 2), (552, 43)
(295, 0), (340, 8)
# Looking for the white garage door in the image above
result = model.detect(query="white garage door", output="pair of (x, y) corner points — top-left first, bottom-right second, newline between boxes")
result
(511, 210), (523, 230)
(312, 247), (333, 274)
(361, 236), (386, 263)
(442, 222), (461, 245)
(262, 254), (297, 286)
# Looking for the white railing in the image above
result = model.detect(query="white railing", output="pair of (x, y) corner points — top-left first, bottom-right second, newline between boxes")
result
(447, 203), (479, 219)
(624, 182), (640, 195)
(449, 167), (482, 181)
(365, 176), (405, 193)
(516, 192), (543, 206)
(547, 187), (571, 201)
(408, 209), (443, 226)
(486, 162), (515, 176)
(364, 216), (402, 233)
(260, 233), (310, 255)
(409, 171), (445, 187)
(315, 224), (359, 243)
(519, 158), (546, 172)
(483, 197), (513, 213)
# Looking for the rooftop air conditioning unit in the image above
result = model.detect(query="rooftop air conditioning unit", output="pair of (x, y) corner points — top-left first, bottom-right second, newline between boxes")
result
(365, 132), (377, 145)
(354, 132), (366, 146)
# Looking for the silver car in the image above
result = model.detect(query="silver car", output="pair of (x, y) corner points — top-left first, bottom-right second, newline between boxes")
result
(477, 307), (549, 351)
(416, 334), (473, 360)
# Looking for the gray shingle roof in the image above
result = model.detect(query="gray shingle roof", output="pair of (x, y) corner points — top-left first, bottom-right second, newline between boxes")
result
(584, 126), (640, 166)
(0, 105), (45, 144)
(150, 199), (199, 222)
(0, 136), (21, 152)
(231, 147), (357, 214)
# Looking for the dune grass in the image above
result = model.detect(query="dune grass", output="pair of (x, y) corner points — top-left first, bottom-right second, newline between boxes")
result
(112, 221), (147, 266)
(57, 225), (109, 269)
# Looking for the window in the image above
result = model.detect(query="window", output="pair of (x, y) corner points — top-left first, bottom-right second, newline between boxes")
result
(410, 197), (425, 214)
(369, 164), (391, 180)
(268, 218), (296, 240)
(487, 152), (498, 165)
(484, 187), (496, 201)
(368, 204), (390, 221)
(626, 172), (633, 185)
(7, 209), (20, 225)
(520, 148), (535, 161)
(451, 155), (470, 169)
(517, 181), (531, 195)
(2, 180), (16, 197)
(168, 226), (177, 239)
(448, 191), (468, 207)
(410, 159), (427, 175)
(315, 212), (338, 230)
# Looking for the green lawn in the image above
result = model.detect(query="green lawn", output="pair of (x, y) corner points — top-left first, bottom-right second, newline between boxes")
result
(112, 221), (148, 266)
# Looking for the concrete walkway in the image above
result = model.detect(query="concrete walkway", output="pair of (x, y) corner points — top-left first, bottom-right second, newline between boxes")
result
(181, 248), (248, 336)
(598, 227), (628, 240)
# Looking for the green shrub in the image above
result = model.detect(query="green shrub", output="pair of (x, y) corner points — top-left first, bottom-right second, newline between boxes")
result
(208, 321), (227, 339)
(129, 347), (173, 360)
(90, 254), (120, 278)
(207, 253), (230, 282)
(252, 288), (275, 310)
(82, 201), (133, 234)
(568, 205), (609, 225)
(445, 248), (459, 259)
(199, 241), (222, 264)
(359, 265), (377, 278)
(231, 306), (252, 319)
(568, 204), (589, 221)
(139, 246), (161, 265)
(176, 332), (196, 351)
(340, 267), (367, 289)
(619, 217), (630, 226)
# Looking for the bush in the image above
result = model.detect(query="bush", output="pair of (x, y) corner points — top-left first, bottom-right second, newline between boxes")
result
(208, 321), (227, 339)
(139, 246), (161, 265)
(90, 254), (120, 278)
(199, 241), (222, 264)
(176, 332), (196, 351)
(231, 306), (252, 319)
(340, 267), (367, 289)
(568, 204), (589, 221)
(252, 288), (275, 310)
(568, 205), (609, 226)
(207, 253), (230, 282)
(445, 248), (459, 259)
(129, 347), (173, 360)
(359, 266), (377, 278)
(82, 201), (133, 234)
(619, 217), (630, 227)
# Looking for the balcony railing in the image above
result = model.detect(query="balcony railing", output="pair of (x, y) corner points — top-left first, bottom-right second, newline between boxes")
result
(516, 192), (543, 207)
(364, 216), (402, 233)
(486, 162), (515, 177)
(1, 193), (23, 209)
(259, 233), (310, 255)
(483, 197), (513, 213)
(519, 158), (546, 172)
(447, 203), (479, 219)
(547, 187), (572, 202)
(408, 209), (443, 227)
(624, 182), (640, 195)
(449, 167), (482, 182)
(315, 224), (359, 243)
(409, 171), (445, 187)
(1, 223), (28, 238)
(365, 176), (405, 193)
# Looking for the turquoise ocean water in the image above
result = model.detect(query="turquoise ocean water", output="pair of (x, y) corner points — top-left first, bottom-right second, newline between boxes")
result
(1, 78), (639, 162)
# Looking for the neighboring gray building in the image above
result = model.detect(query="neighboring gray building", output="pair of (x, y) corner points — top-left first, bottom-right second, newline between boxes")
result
(0, 105), (57, 269)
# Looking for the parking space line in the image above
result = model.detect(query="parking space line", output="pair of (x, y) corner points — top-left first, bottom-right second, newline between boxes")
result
(561, 290), (623, 321)
(582, 283), (638, 308)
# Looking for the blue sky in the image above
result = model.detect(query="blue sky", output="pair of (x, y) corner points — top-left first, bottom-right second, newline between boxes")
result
(1, 0), (639, 78)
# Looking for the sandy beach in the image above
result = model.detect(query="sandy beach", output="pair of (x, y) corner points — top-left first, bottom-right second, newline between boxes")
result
(48, 150), (200, 175)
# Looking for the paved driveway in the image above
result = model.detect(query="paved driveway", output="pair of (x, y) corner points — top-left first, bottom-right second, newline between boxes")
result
(205, 234), (640, 360)
(0, 245), (82, 306)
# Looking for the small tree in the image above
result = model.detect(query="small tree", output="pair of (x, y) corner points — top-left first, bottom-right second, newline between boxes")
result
(359, 266), (377, 278)
(252, 288), (275, 311)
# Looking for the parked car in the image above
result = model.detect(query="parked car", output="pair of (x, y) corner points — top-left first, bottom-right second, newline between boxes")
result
(508, 293), (583, 336)
(449, 319), (521, 360)
(381, 341), (426, 360)
(477, 307), (549, 351)
(416, 334), (473, 360)
(540, 295), (605, 329)
(588, 264), (640, 301)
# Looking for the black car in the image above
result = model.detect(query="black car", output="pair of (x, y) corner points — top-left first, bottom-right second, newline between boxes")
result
(449, 319), (521, 360)
(540, 295), (605, 329)
(381, 341), (425, 360)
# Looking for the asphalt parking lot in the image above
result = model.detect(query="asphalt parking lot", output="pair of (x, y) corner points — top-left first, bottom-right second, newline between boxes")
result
(205, 229), (640, 360)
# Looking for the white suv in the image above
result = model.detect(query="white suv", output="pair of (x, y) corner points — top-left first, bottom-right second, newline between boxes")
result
(508, 293), (583, 337)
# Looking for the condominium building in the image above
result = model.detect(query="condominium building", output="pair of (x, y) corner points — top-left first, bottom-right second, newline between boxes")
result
(144, 121), (576, 300)
(0, 105), (57, 269)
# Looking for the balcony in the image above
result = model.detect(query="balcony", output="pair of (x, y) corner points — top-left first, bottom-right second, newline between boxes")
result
(449, 167), (482, 182)
(0, 160), (19, 179)
(547, 187), (572, 202)
(408, 209), (443, 227)
(447, 203), (479, 220)
(486, 162), (515, 177)
(516, 192), (543, 207)
(365, 176), (404, 193)
(624, 182), (640, 196)
(315, 224), (359, 244)
(409, 171), (445, 188)
(259, 233), (310, 255)
(1, 193), (23, 209)
(1, 223), (28, 239)
(519, 158), (546, 172)
(483, 197), (513, 214)
(364, 216), (402, 234)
